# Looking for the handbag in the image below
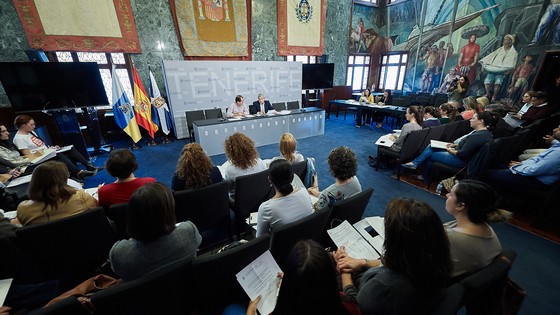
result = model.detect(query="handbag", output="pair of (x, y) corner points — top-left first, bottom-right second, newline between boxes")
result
(499, 256), (527, 315)
(45, 274), (121, 309)
(440, 167), (467, 192)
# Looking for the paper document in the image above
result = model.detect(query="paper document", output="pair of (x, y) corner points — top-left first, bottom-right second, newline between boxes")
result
(0, 278), (13, 306)
(327, 220), (381, 260)
(84, 187), (99, 200)
(246, 212), (258, 226)
(228, 117), (242, 121)
(29, 148), (57, 164)
(353, 217), (385, 254)
(503, 113), (524, 128)
(375, 134), (394, 147)
(279, 110), (291, 115)
(56, 145), (74, 153)
(7, 174), (32, 188)
(430, 140), (452, 150)
(236, 250), (282, 315)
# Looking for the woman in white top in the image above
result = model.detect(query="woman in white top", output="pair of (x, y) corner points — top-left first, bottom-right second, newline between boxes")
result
(444, 179), (502, 278)
(256, 159), (312, 237)
(271, 133), (304, 164)
(222, 133), (267, 198)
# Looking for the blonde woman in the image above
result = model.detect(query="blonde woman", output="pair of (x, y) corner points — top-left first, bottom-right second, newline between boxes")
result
(271, 133), (304, 164)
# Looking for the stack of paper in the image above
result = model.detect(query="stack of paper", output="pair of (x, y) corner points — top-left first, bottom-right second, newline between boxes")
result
(29, 148), (56, 164)
(375, 134), (394, 147)
(327, 218), (385, 260)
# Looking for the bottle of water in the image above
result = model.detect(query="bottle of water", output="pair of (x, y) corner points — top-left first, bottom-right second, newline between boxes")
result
(435, 182), (443, 195)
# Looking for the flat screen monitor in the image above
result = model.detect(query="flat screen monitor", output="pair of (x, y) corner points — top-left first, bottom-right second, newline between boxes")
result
(302, 63), (334, 90)
(0, 62), (109, 113)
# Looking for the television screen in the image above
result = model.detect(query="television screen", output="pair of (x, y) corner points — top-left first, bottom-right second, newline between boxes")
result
(0, 62), (109, 113)
(302, 63), (334, 90)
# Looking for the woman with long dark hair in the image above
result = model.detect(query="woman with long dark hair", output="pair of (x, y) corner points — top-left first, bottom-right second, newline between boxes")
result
(335, 198), (451, 314)
(172, 143), (223, 191)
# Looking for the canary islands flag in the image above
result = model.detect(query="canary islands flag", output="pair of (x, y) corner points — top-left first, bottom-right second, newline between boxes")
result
(149, 70), (173, 135)
(133, 66), (158, 139)
(111, 66), (142, 143)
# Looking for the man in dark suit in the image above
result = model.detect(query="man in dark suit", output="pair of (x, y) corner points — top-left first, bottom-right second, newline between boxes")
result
(251, 94), (274, 115)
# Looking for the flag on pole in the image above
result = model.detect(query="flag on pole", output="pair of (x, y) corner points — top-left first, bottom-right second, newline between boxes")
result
(111, 65), (142, 143)
(132, 66), (158, 139)
(149, 70), (173, 135)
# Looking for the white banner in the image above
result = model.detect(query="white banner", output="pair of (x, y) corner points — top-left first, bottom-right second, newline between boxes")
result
(162, 60), (303, 139)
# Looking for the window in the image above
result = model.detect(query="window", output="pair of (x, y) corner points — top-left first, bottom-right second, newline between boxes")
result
(346, 55), (371, 92)
(378, 52), (408, 91)
(53, 51), (133, 108)
(354, 0), (378, 6)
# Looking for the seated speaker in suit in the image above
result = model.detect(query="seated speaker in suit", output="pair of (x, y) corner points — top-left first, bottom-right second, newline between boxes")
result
(251, 94), (274, 115)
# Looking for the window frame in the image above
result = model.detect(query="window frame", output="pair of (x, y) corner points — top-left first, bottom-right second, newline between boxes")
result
(346, 54), (372, 92)
(353, 0), (378, 7)
(377, 51), (408, 91)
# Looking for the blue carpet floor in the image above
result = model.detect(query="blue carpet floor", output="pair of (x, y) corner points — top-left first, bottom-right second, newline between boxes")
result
(84, 115), (560, 314)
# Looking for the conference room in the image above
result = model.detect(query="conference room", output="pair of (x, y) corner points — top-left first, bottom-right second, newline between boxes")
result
(0, 0), (559, 314)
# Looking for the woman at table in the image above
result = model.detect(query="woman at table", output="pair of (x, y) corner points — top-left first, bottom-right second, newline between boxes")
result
(255, 159), (312, 237)
(12, 115), (100, 180)
(372, 90), (393, 128)
(360, 88), (375, 125)
(13, 161), (98, 226)
(222, 133), (267, 199)
(172, 143), (223, 191)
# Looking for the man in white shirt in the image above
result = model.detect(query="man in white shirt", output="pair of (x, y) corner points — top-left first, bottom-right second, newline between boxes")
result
(226, 95), (249, 118)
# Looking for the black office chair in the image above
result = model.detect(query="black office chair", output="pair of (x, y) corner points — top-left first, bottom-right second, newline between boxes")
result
(185, 110), (205, 141)
(460, 250), (518, 315)
(16, 207), (117, 291)
(204, 108), (223, 119)
(106, 202), (129, 240)
(89, 257), (195, 315)
(430, 283), (465, 315)
(28, 296), (90, 315)
(271, 102), (286, 111)
(173, 181), (233, 252)
(376, 128), (430, 178)
(291, 160), (307, 184)
(327, 187), (374, 229)
(269, 207), (331, 269)
(191, 234), (271, 314)
(286, 100), (300, 110)
(231, 169), (274, 239)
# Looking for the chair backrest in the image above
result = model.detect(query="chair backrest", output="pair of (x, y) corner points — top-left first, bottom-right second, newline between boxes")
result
(399, 128), (430, 163)
(204, 108), (223, 119)
(90, 258), (195, 315)
(271, 102), (286, 111)
(16, 207), (117, 290)
(460, 250), (517, 315)
(232, 169), (274, 238)
(434, 94), (449, 106)
(185, 110), (205, 137)
(106, 202), (129, 240)
(439, 121), (460, 142)
(448, 119), (472, 142)
(28, 296), (90, 315)
(328, 187), (374, 229)
(430, 283), (464, 315)
(269, 207), (331, 269)
(286, 100), (300, 110)
(422, 124), (448, 148)
(291, 160), (307, 183)
(191, 234), (271, 314)
(173, 181), (233, 250)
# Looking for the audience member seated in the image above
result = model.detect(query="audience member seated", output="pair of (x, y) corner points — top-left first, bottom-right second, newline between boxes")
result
(13, 115), (100, 180)
(438, 103), (458, 124)
(221, 133), (267, 199)
(483, 124), (560, 207)
(308, 146), (361, 211)
(476, 96), (489, 112)
(402, 112), (494, 182)
(227, 95), (249, 118)
(12, 161), (98, 226)
(461, 96), (477, 120)
(109, 183), (201, 281)
(518, 132), (555, 161)
(270, 133), (304, 164)
(98, 149), (156, 208)
(242, 240), (360, 315)
(255, 160), (312, 237)
(372, 90), (393, 128)
(422, 106), (441, 128)
(519, 91), (553, 126)
(251, 93), (274, 115)
(378, 105), (423, 155)
(171, 143), (223, 191)
(334, 198), (451, 315)
(0, 167), (21, 188)
(0, 125), (35, 173)
(487, 110), (515, 138)
(511, 91), (534, 114)
(444, 180), (502, 278)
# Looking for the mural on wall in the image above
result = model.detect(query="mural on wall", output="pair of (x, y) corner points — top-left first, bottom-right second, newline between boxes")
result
(349, 5), (393, 54)
(355, 0), (559, 104)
